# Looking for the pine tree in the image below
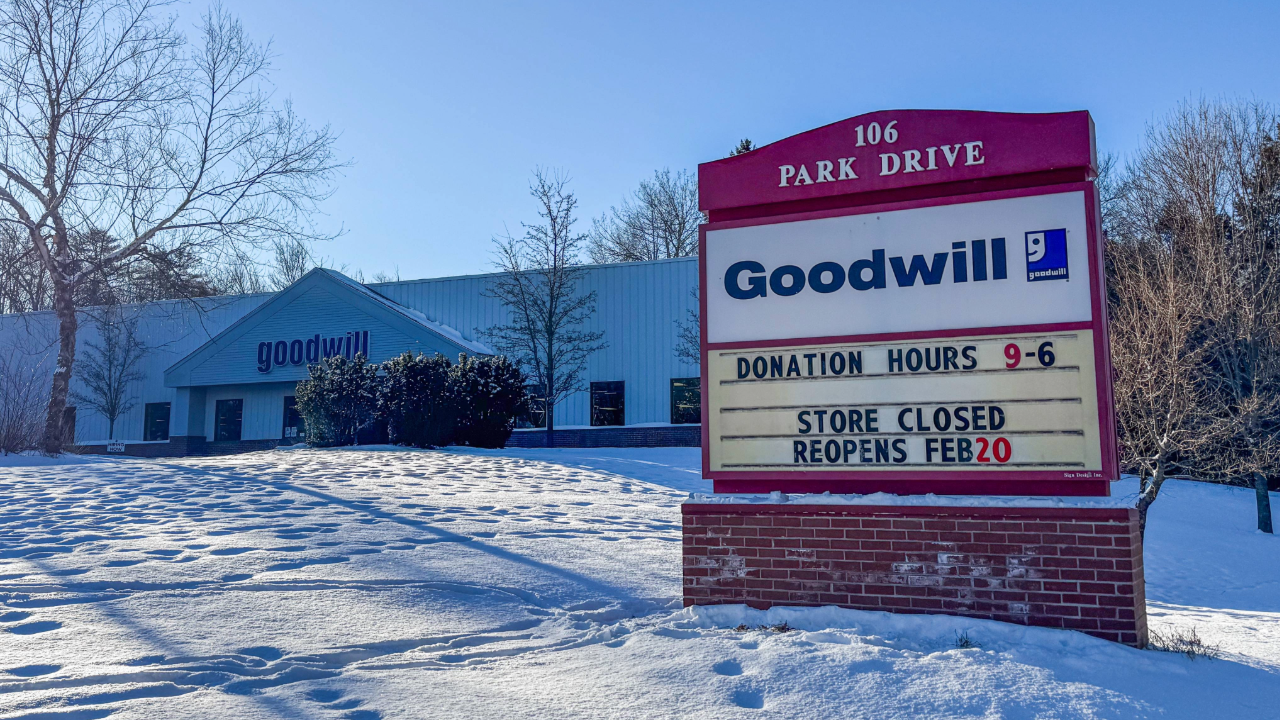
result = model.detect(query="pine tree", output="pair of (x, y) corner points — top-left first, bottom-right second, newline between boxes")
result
(729, 139), (756, 157)
(451, 354), (527, 448)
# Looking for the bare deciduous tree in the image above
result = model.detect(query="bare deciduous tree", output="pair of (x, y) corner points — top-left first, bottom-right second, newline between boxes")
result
(0, 1), (341, 452)
(674, 287), (699, 365)
(370, 266), (401, 284)
(208, 248), (268, 296)
(71, 308), (147, 441)
(0, 343), (45, 453)
(270, 237), (315, 290)
(587, 169), (702, 264)
(1108, 236), (1217, 535)
(1109, 97), (1280, 534)
(483, 169), (606, 447)
(1181, 101), (1280, 533)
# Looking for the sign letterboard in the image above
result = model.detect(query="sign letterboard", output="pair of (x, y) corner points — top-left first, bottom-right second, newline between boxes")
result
(698, 111), (1116, 496)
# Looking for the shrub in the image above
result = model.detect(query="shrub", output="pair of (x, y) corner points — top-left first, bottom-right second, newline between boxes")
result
(380, 352), (455, 448)
(1148, 626), (1220, 659)
(0, 349), (45, 455)
(295, 354), (379, 446)
(450, 354), (527, 448)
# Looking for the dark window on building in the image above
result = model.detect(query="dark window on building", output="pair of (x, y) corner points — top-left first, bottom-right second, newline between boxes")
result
(282, 396), (304, 441)
(215, 399), (243, 442)
(144, 402), (171, 441)
(671, 378), (701, 425)
(62, 406), (76, 444)
(517, 384), (547, 429)
(591, 381), (625, 427)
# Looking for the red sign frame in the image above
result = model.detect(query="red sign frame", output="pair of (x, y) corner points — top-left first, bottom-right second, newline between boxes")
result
(697, 111), (1115, 497)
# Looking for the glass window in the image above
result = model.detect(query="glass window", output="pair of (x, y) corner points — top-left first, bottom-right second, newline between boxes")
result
(671, 378), (701, 425)
(591, 381), (625, 427)
(517, 384), (546, 429)
(215, 399), (243, 442)
(144, 402), (171, 441)
(282, 396), (304, 441)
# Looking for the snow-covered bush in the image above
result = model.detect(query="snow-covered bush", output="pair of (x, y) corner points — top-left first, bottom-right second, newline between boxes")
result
(295, 352), (527, 450)
(380, 352), (456, 448)
(295, 354), (380, 446)
(450, 354), (526, 449)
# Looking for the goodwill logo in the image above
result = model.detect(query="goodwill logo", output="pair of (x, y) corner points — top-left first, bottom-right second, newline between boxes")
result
(257, 331), (370, 373)
(1025, 229), (1069, 282)
(723, 237), (1009, 300)
(722, 228), (1074, 302)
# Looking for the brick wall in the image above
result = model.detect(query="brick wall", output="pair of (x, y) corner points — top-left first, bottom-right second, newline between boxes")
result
(683, 502), (1147, 646)
(507, 425), (700, 448)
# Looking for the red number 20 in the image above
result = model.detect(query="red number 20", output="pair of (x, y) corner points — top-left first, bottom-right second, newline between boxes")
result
(975, 437), (1012, 464)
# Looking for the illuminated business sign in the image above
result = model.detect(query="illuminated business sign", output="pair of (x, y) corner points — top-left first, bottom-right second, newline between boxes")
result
(698, 111), (1115, 496)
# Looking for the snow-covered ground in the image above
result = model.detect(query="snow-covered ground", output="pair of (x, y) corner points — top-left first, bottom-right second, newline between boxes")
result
(1, 447), (1277, 719)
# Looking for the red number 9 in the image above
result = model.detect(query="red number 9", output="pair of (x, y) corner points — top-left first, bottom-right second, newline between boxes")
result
(1004, 343), (1021, 369)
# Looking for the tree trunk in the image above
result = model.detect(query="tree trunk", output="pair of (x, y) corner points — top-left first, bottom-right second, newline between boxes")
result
(42, 282), (77, 454)
(1135, 461), (1167, 539)
(544, 375), (555, 449)
(1255, 473), (1274, 534)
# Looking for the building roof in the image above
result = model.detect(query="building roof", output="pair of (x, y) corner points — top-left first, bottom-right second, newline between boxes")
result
(163, 268), (491, 387)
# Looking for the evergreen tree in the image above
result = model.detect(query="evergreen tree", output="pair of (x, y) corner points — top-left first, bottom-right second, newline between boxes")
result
(380, 352), (456, 448)
(451, 354), (526, 448)
(295, 355), (379, 446)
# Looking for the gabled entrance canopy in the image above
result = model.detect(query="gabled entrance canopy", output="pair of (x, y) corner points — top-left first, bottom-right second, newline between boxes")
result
(164, 268), (491, 388)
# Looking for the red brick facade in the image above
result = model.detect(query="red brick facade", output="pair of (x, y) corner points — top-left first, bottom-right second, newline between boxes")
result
(683, 502), (1147, 646)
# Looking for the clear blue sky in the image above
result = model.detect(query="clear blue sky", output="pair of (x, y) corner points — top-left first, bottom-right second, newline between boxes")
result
(188, 0), (1280, 280)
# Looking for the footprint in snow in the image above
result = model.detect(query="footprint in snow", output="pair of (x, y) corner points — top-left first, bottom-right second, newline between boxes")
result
(731, 689), (765, 709)
(230, 647), (282, 665)
(712, 660), (743, 676)
(5, 664), (60, 677)
(307, 687), (345, 703)
(0, 611), (31, 623)
(263, 556), (348, 572)
(7, 620), (62, 635)
(210, 547), (257, 556)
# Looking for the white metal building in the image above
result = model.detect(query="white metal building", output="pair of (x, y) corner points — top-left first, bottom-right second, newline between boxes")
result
(0, 257), (700, 455)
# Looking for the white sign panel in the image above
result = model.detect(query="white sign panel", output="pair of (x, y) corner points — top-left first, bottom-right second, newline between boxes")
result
(707, 330), (1104, 476)
(705, 192), (1092, 344)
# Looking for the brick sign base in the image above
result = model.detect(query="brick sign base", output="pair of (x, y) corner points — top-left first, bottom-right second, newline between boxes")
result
(683, 501), (1147, 646)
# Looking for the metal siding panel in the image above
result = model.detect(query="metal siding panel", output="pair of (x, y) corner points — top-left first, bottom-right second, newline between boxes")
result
(204, 383), (293, 441)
